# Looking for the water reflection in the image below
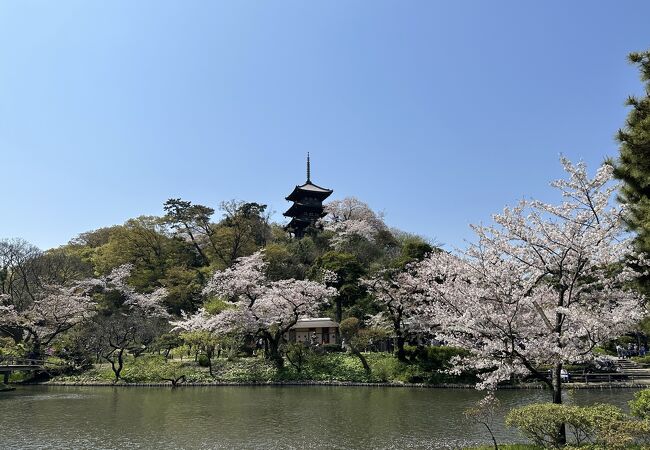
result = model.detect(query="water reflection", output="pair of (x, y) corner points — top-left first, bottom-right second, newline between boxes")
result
(0, 386), (638, 449)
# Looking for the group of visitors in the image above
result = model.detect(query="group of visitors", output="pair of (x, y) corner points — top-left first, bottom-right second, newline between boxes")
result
(616, 343), (646, 358)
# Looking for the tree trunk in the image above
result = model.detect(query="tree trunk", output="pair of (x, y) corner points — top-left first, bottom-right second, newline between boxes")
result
(267, 336), (284, 369)
(109, 349), (125, 382)
(395, 334), (406, 362)
(335, 298), (342, 324)
(552, 363), (567, 445)
(392, 312), (407, 362)
(30, 337), (43, 362)
(206, 349), (214, 377)
(352, 346), (371, 375)
(163, 375), (185, 388)
(185, 228), (209, 265)
(482, 423), (498, 450)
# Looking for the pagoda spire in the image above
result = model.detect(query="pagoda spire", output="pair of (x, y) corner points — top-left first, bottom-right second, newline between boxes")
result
(306, 152), (311, 182)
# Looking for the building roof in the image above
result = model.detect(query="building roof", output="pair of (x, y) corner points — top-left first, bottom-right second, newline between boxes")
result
(285, 216), (310, 227)
(285, 181), (333, 202)
(283, 201), (329, 218)
(291, 318), (339, 329)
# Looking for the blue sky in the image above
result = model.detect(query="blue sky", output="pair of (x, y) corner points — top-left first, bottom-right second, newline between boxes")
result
(1, 1), (649, 250)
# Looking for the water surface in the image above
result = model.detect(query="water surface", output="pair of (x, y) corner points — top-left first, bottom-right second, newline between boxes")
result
(0, 386), (637, 449)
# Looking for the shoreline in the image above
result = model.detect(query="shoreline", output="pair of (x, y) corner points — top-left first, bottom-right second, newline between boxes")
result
(12, 380), (650, 389)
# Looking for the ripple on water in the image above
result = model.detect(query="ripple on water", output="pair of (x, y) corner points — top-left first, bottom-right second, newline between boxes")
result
(0, 385), (640, 450)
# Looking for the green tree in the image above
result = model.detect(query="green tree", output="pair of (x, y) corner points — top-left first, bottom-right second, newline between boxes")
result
(395, 237), (435, 268)
(339, 317), (371, 375)
(87, 217), (202, 312)
(163, 198), (215, 265)
(209, 200), (271, 267)
(153, 333), (183, 359)
(314, 251), (365, 323)
(612, 50), (650, 294)
(180, 330), (220, 376)
(92, 217), (170, 284)
(159, 266), (205, 315)
(264, 243), (300, 280)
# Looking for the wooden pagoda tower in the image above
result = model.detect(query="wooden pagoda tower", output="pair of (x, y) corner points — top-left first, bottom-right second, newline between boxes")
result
(284, 154), (333, 238)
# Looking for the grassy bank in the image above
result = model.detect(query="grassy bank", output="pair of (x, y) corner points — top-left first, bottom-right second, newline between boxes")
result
(46, 351), (477, 385)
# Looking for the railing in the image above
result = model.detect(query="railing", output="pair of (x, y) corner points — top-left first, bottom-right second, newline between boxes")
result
(0, 356), (60, 368)
(567, 372), (650, 384)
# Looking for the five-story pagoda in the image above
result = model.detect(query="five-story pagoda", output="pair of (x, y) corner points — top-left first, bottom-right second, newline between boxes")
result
(284, 154), (333, 238)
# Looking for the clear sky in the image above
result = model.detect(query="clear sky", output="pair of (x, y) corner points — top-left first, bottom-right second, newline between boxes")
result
(1, 1), (649, 251)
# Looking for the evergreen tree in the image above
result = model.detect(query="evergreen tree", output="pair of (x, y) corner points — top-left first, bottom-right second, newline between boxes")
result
(613, 50), (650, 256)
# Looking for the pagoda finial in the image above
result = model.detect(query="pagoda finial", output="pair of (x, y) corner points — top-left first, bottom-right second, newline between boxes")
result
(306, 152), (311, 182)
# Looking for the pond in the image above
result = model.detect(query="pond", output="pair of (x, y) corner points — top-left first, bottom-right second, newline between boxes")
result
(0, 386), (638, 449)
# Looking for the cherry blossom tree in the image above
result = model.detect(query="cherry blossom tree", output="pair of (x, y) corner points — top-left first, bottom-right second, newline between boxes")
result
(413, 158), (646, 442)
(171, 307), (249, 376)
(0, 284), (96, 360)
(0, 255), (168, 367)
(201, 251), (336, 368)
(0, 238), (95, 359)
(362, 269), (425, 361)
(84, 264), (169, 381)
(322, 197), (387, 248)
(88, 263), (169, 318)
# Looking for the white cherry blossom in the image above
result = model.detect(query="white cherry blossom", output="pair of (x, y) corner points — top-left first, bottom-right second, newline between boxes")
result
(322, 197), (387, 248)
(412, 158), (646, 401)
(197, 251), (336, 367)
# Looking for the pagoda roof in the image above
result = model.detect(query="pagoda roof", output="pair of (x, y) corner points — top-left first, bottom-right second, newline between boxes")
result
(285, 217), (311, 230)
(283, 202), (329, 218)
(285, 181), (333, 202)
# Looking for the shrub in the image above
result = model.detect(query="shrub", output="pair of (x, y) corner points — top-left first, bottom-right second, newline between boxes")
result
(197, 354), (210, 367)
(304, 353), (371, 382)
(592, 346), (611, 356)
(506, 402), (643, 449)
(121, 355), (168, 383)
(630, 388), (650, 420)
(506, 403), (568, 448)
(371, 357), (399, 382)
(0, 337), (26, 359)
(285, 342), (311, 373)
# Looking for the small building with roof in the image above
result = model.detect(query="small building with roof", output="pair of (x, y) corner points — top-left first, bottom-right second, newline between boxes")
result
(288, 317), (339, 345)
